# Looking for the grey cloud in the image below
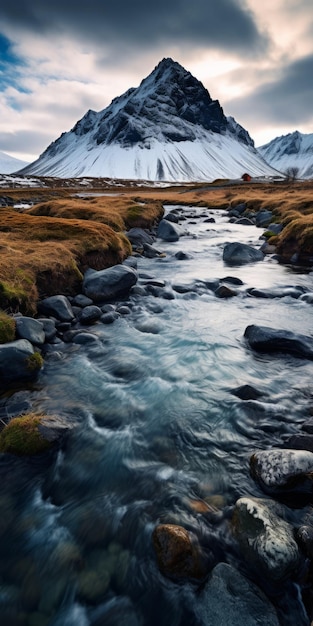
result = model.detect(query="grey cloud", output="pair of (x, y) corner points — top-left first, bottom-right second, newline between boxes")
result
(0, 129), (53, 155)
(0, 0), (269, 56)
(227, 54), (313, 128)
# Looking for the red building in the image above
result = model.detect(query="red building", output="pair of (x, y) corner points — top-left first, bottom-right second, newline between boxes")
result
(241, 173), (252, 182)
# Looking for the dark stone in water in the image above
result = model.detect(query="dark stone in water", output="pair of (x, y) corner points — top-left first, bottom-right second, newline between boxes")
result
(79, 305), (102, 325)
(72, 294), (93, 307)
(175, 251), (193, 260)
(203, 217), (216, 223)
(282, 434), (313, 453)
(221, 276), (244, 286)
(83, 264), (138, 302)
(15, 316), (45, 346)
(164, 212), (180, 223)
(157, 219), (182, 242)
(100, 312), (119, 324)
(215, 285), (237, 298)
(197, 562), (279, 626)
(152, 524), (208, 581)
(244, 325), (313, 360)
(231, 384), (264, 400)
(223, 242), (264, 265)
(126, 227), (154, 247)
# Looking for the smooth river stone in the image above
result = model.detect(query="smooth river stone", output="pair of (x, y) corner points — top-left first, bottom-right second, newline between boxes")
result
(232, 497), (300, 581)
(196, 562), (279, 626)
(250, 448), (313, 491)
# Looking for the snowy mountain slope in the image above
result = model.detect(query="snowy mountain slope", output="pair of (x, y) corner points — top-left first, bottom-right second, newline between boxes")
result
(0, 150), (29, 174)
(258, 131), (313, 179)
(19, 58), (279, 182)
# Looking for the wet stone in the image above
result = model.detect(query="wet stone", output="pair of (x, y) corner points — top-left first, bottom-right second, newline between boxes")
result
(15, 317), (45, 346)
(37, 295), (74, 322)
(79, 305), (102, 325)
(152, 523), (207, 581)
(230, 384), (264, 400)
(250, 448), (313, 492)
(232, 497), (300, 581)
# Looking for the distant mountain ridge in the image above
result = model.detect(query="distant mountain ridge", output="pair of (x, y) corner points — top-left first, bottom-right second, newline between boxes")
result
(19, 58), (279, 182)
(258, 131), (313, 179)
(0, 150), (29, 174)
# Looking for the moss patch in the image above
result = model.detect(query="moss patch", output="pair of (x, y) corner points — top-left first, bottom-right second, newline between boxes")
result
(26, 352), (44, 372)
(0, 310), (16, 344)
(0, 413), (52, 455)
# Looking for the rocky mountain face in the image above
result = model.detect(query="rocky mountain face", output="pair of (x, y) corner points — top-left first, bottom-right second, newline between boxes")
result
(19, 58), (278, 182)
(258, 131), (313, 179)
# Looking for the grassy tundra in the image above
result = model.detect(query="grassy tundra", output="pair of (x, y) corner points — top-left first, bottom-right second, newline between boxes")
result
(0, 179), (312, 314)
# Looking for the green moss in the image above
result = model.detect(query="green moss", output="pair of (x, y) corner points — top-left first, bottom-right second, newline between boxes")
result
(0, 310), (16, 343)
(0, 280), (31, 313)
(0, 414), (51, 455)
(26, 352), (44, 372)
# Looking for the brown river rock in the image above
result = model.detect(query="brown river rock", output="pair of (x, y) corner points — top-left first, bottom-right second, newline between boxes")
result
(152, 523), (207, 580)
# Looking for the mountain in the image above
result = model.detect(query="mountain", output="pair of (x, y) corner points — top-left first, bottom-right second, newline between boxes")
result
(19, 58), (279, 182)
(0, 150), (29, 174)
(258, 131), (313, 179)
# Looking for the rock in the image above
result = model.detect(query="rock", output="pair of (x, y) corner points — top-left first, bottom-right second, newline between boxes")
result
(143, 243), (163, 258)
(232, 497), (300, 581)
(244, 325), (313, 360)
(152, 524), (207, 580)
(15, 317), (45, 346)
(300, 293), (313, 304)
(235, 217), (255, 225)
(157, 219), (182, 242)
(38, 318), (57, 342)
(223, 242), (264, 265)
(297, 525), (313, 559)
(250, 448), (313, 493)
(255, 210), (273, 227)
(126, 228), (154, 247)
(100, 312), (119, 324)
(267, 223), (283, 235)
(79, 305), (102, 325)
(203, 217), (216, 223)
(116, 305), (131, 315)
(196, 562), (279, 626)
(247, 286), (304, 299)
(72, 332), (99, 345)
(282, 433), (313, 453)
(83, 264), (137, 303)
(123, 256), (138, 269)
(215, 285), (237, 298)
(261, 242), (277, 254)
(164, 212), (180, 223)
(230, 384), (264, 400)
(37, 295), (74, 322)
(72, 294), (94, 307)
(221, 276), (244, 285)
(175, 251), (193, 260)
(37, 415), (72, 443)
(0, 340), (43, 391)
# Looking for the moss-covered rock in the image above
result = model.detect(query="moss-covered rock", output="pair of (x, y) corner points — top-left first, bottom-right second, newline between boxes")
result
(0, 412), (71, 456)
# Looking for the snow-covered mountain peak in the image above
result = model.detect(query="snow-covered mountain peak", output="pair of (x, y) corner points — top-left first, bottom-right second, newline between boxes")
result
(0, 150), (29, 174)
(19, 59), (280, 181)
(258, 131), (313, 179)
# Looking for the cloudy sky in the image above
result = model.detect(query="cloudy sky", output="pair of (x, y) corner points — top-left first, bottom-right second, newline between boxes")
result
(0, 0), (312, 162)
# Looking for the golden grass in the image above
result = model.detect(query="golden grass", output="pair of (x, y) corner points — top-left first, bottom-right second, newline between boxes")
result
(0, 412), (51, 455)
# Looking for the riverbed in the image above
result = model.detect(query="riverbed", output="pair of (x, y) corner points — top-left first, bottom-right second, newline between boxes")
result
(0, 206), (312, 625)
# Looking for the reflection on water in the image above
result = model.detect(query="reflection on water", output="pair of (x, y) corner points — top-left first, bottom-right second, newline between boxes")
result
(0, 208), (313, 625)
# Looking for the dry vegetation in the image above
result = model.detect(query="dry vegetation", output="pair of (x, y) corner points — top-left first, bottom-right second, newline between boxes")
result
(0, 179), (312, 314)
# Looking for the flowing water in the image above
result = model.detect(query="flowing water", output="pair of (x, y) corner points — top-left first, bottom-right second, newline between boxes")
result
(1, 206), (313, 625)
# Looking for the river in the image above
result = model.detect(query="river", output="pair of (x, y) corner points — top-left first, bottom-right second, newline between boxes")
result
(0, 205), (313, 625)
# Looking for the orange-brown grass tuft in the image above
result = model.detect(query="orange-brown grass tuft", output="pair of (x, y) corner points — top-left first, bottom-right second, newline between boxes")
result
(0, 208), (131, 313)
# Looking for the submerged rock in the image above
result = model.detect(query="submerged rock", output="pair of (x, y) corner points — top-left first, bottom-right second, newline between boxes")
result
(232, 497), (300, 581)
(196, 562), (279, 626)
(223, 242), (264, 265)
(230, 384), (264, 400)
(250, 448), (313, 493)
(152, 524), (207, 581)
(244, 325), (313, 360)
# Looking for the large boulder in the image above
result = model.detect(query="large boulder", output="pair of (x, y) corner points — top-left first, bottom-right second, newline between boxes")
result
(244, 325), (313, 360)
(15, 316), (45, 346)
(223, 242), (264, 265)
(196, 562), (279, 626)
(37, 295), (74, 322)
(0, 339), (43, 391)
(83, 265), (137, 303)
(157, 219), (182, 242)
(232, 497), (300, 581)
(126, 228), (154, 247)
(152, 524), (207, 581)
(250, 448), (313, 493)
